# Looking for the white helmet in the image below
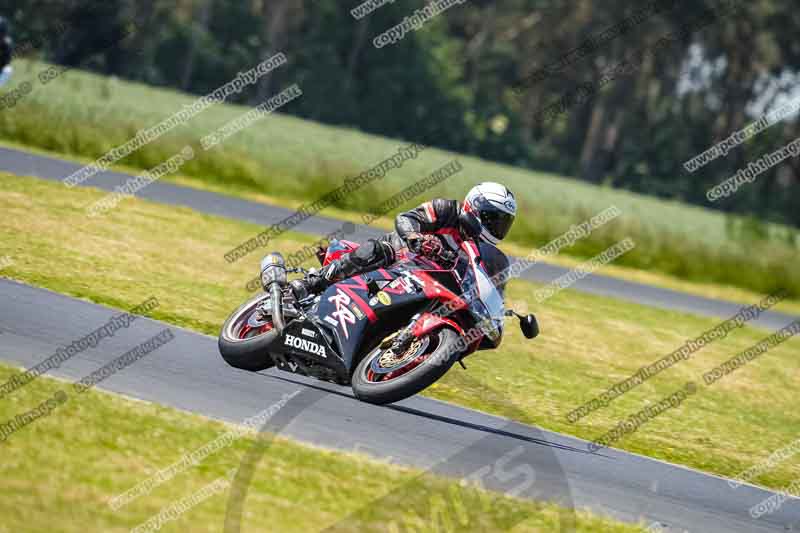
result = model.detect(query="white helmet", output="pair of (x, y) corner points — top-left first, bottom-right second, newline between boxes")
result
(463, 182), (516, 245)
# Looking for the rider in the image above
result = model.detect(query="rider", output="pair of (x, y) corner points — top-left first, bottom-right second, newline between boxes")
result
(290, 182), (517, 300)
(0, 16), (12, 87)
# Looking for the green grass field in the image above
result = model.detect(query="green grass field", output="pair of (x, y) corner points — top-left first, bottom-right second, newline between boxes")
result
(2, 58), (799, 298)
(5, 135), (800, 316)
(0, 363), (645, 532)
(2, 172), (798, 495)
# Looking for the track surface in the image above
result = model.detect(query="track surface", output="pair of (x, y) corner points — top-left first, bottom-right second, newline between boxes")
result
(0, 145), (795, 330)
(2, 145), (799, 531)
(1, 279), (799, 532)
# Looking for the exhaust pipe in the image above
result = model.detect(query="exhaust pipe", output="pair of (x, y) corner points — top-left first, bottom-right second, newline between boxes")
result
(260, 253), (287, 334)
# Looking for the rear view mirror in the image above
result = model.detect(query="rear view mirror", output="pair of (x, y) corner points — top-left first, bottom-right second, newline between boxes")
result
(519, 314), (539, 339)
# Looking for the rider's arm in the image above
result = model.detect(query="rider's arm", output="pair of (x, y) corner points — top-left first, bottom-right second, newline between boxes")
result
(395, 198), (460, 243)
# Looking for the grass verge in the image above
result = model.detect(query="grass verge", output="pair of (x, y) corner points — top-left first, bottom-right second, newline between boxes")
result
(1, 172), (799, 493)
(0, 363), (642, 532)
(1, 59), (798, 298)
(3, 134), (799, 316)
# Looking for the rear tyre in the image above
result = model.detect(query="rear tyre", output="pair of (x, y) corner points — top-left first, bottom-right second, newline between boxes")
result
(218, 293), (279, 371)
(352, 327), (462, 405)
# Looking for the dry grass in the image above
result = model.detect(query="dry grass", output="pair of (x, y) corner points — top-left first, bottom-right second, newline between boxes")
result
(0, 365), (643, 532)
(1, 171), (799, 493)
(1, 58), (799, 299)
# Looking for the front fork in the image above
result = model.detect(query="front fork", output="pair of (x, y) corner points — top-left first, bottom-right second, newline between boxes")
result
(388, 306), (468, 355)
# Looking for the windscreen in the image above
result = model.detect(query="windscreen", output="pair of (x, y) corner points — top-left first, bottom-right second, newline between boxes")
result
(459, 244), (505, 343)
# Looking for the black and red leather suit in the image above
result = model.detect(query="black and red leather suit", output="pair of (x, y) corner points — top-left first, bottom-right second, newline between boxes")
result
(315, 199), (510, 295)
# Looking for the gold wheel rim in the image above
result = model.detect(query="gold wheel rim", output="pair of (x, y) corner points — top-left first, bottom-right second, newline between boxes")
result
(378, 338), (424, 368)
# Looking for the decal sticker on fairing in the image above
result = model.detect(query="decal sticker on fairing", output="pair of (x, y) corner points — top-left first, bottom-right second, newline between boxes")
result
(404, 271), (425, 289)
(326, 289), (357, 339)
(284, 334), (327, 358)
(389, 277), (414, 294)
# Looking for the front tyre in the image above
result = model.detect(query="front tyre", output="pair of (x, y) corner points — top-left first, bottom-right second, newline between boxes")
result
(219, 293), (280, 371)
(352, 327), (462, 405)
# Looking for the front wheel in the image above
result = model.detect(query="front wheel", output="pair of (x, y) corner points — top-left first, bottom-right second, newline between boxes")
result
(351, 327), (462, 405)
(218, 292), (280, 371)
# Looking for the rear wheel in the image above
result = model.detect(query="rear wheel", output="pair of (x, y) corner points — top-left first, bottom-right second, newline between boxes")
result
(218, 293), (280, 371)
(352, 327), (462, 405)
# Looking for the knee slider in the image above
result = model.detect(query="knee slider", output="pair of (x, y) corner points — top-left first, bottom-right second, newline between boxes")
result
(351, 239), (394, 269)
(378, 241), (396, 264)
(351, 240), (380, 268)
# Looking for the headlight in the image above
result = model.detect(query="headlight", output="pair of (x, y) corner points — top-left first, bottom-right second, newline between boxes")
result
(260, 253), (287, 289)
(468, 300), (503, 342)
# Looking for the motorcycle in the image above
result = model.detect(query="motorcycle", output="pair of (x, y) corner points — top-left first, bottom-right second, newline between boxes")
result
(218, 228), (539, 405)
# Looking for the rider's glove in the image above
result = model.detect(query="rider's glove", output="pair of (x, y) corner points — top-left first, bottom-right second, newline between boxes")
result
(406, 232), (442, 257)
(420, 237), (443, 258)
(405, 232), (425, 252)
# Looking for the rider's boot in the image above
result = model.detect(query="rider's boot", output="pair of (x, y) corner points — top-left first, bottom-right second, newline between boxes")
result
(289, 239), (395, 300)
(289, 258), (352, 300)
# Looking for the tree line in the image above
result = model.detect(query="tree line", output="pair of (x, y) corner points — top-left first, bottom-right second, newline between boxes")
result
(2, 0), (799, 228)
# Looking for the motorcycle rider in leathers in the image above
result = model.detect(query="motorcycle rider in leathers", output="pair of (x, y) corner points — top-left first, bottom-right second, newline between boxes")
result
(290, 182), (517, 304)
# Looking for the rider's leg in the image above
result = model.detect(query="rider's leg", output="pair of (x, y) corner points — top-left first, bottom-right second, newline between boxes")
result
(290, 238), (396, 299)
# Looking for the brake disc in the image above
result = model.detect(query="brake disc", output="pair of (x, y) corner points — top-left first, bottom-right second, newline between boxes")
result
(374, 337), (431, 372)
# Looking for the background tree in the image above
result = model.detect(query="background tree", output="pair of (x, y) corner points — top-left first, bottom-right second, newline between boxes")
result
(2, 0), (799, 228)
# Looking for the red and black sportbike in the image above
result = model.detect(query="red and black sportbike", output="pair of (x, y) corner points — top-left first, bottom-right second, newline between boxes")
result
(218, 232), (539, 405)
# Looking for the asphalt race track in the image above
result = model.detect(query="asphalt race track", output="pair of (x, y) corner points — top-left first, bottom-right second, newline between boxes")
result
(1, 282), (798, 532)
(0, 145), (795, 331)
(2, 146), (800, 531)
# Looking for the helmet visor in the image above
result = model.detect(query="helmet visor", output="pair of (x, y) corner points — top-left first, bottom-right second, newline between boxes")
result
(480, 209), (515, 241)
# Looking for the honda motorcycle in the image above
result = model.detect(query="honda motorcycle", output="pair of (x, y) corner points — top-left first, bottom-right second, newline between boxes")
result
(218, 231), (539, 405)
